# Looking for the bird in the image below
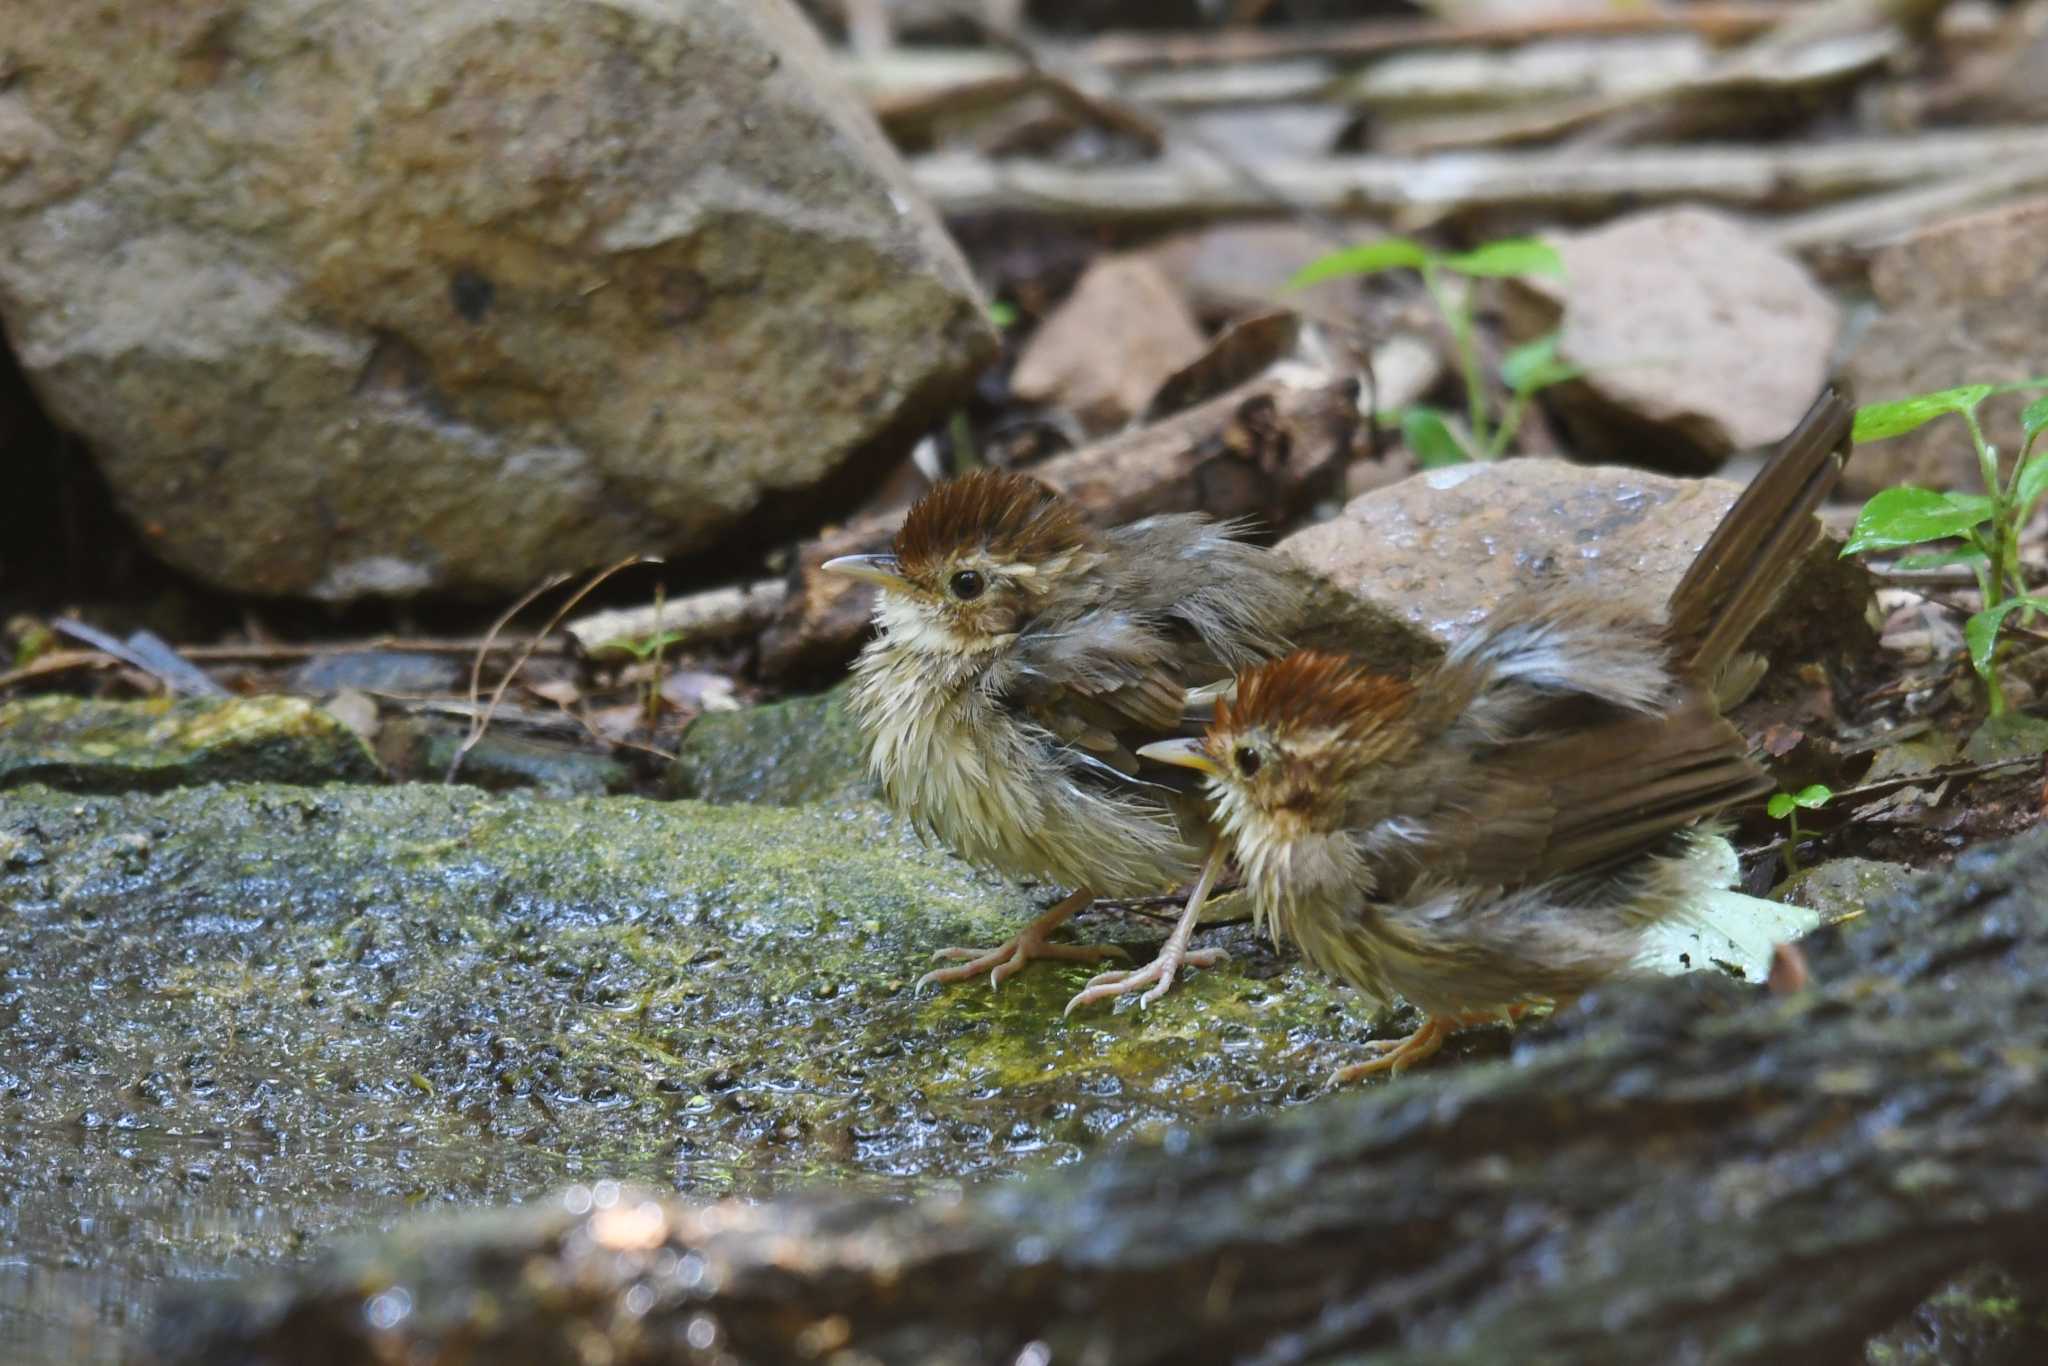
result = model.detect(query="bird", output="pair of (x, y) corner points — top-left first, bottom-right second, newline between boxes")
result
(1139, 384), (1857, 1082)
(823, 468), (1401, 1005)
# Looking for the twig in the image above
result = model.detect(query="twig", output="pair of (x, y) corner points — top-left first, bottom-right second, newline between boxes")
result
(563, 580), (788, 660)
(1771, 160), (2048, 253)
(1079, 4), (1786, 67)
(908, 126), (2048, 224)
(0, 650), (121, 692)
(175, 636), (566, 662)
(445, 558), (649, 786)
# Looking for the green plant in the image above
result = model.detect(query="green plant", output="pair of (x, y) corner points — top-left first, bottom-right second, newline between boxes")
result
(1766, 783), (1833, 875)
(1841, 382), (2048, 715)
(599, 596), (686, 724)
(1289, 236), (1575, 465)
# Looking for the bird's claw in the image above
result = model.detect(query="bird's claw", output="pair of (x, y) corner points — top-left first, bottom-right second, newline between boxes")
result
(1062, 945), (1227, 1016)
(916, 935), (1127, 993)
(1325, 1015), (1451, 1087)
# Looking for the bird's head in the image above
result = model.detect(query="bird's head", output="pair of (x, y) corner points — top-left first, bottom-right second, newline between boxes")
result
(1141, 651), (1417, 851)
(823, 469), (1099, 657)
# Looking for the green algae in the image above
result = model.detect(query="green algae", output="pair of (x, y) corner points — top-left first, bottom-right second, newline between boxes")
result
(0, 694), (382, 793)
(0, 780), (1383, 1359)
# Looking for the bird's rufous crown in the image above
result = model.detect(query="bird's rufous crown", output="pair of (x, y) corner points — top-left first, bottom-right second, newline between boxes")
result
(894, 469), (1091, 576)
(1213, 650), (1414, 744)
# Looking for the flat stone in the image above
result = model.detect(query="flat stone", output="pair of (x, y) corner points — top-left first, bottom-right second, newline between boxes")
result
(0, 0), (994, 599)
(0, 695), (382, 792)
(1511, 207), (1840, 471)
(1008, 253), (1209, 432)
(1842, 196), (2048, 497)
(0, 781), (1381, 1359)
(1280, 457), (1878, 680)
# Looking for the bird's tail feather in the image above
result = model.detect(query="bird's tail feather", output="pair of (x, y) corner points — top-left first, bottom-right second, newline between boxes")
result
(1664, 382), (1856, 681)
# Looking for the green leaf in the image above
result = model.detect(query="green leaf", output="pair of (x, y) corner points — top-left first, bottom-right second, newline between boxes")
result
(1851, 385), (1995, 442)
(1965, 597), (2048, 677)
(1766, 793), (1795, 820)
(1398, 405), (1473, 469)
(1790, 784), (1833, 810)
(2015, 453), (2048, 518)
(1890, 547), (1990, 571)
(1288, 237), (1433, 289)
(2024, 396), (2048, 444)
(1841, 487), (1996, 555)
(1439, 238), (1565, 279)
(1499, 332), (1583, 396)
(987, 300), (1018, 328)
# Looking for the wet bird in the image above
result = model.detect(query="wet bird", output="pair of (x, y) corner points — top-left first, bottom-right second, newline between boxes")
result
(1141, 385), (1857, 1081)
(825, 469), (1386, 1004)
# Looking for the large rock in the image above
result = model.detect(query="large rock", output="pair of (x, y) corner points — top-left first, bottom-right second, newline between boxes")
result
(141, 826), (2048, 1366)
(0, 0), (995, 600)
(1510, 207), (1840, 472)
(0, 781), (1388, 1360)
(1282, 457), (1878, 681)
(1842, 196), (2048, 497)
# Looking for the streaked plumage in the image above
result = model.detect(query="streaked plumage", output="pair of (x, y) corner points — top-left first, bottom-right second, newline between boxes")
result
(1145, 384), (1857, 1079)
(829, 469), (1378, 998)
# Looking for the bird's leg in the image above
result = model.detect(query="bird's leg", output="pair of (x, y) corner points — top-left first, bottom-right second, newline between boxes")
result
(916, 887), (1127, 992)
(1327, 1015), (1451, 1086)
(1063, 843), (1229, 1016)
(1326, 1003), (1538, 1086)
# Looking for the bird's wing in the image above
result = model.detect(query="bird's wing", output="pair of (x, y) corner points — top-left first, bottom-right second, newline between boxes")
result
(1410, 690), (1767, 889)
(997, 607), (1218, 788)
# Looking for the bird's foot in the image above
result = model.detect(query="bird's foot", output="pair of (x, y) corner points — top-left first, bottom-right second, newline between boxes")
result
(1062, 942), (1227, 1016)
(1063, 841), (1232, 1016)
(1327, 1004), (1537, 1085)
(915, 889), (1123, 992)
(1327, 1015), (1452, 1086)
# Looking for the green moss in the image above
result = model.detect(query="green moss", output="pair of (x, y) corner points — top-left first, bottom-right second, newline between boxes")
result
(666, 684), (871, 805)
(0, 694), (382, 791)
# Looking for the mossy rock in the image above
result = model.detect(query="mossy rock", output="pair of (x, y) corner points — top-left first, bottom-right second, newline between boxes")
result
(667, 684), (871, 805)
(0, 694), (382, 792)
(0, 781), (1397, 1356)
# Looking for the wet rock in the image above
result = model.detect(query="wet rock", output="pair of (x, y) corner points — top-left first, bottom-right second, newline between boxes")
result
(1008, 254), (1208, 432)
(417, 727), (632, 797)
(1509, 207), (1840, 471)
(667, 684), (871, 805)
(0, 0), (994, 600)
(1773, 856), (1915, 921)
(1842, 196), (2048, 497)
(1280, 457), (1879, 683)
(140, 824), (2048, 1366)
(284, 650), (464, 696)
(0, 782), (1384, 1359)
(0, 695), (381, 792)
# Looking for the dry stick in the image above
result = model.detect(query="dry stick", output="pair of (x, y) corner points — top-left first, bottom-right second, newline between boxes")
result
(563, 579), (788, 660)
(176, 636), (564, 662)
(1771, 159), (2048, 252)
(1079, 3), (1786, 67)
(908, 125), (2048, 223)
(444, 558), (649, 786)
(939, 1), (1357, 250)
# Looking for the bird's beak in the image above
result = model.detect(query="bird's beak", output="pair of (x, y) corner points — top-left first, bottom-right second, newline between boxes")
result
(1138, 737), (1223, 777)
(821, 553), (911, 593)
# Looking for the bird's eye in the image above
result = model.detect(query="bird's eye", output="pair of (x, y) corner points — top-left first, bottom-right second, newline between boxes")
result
(1235, 746), (1262, 777)
(949, 570), (986, 600)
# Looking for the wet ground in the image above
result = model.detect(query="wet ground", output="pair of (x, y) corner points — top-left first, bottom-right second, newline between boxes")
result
(0, 780), (1398, 1362)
